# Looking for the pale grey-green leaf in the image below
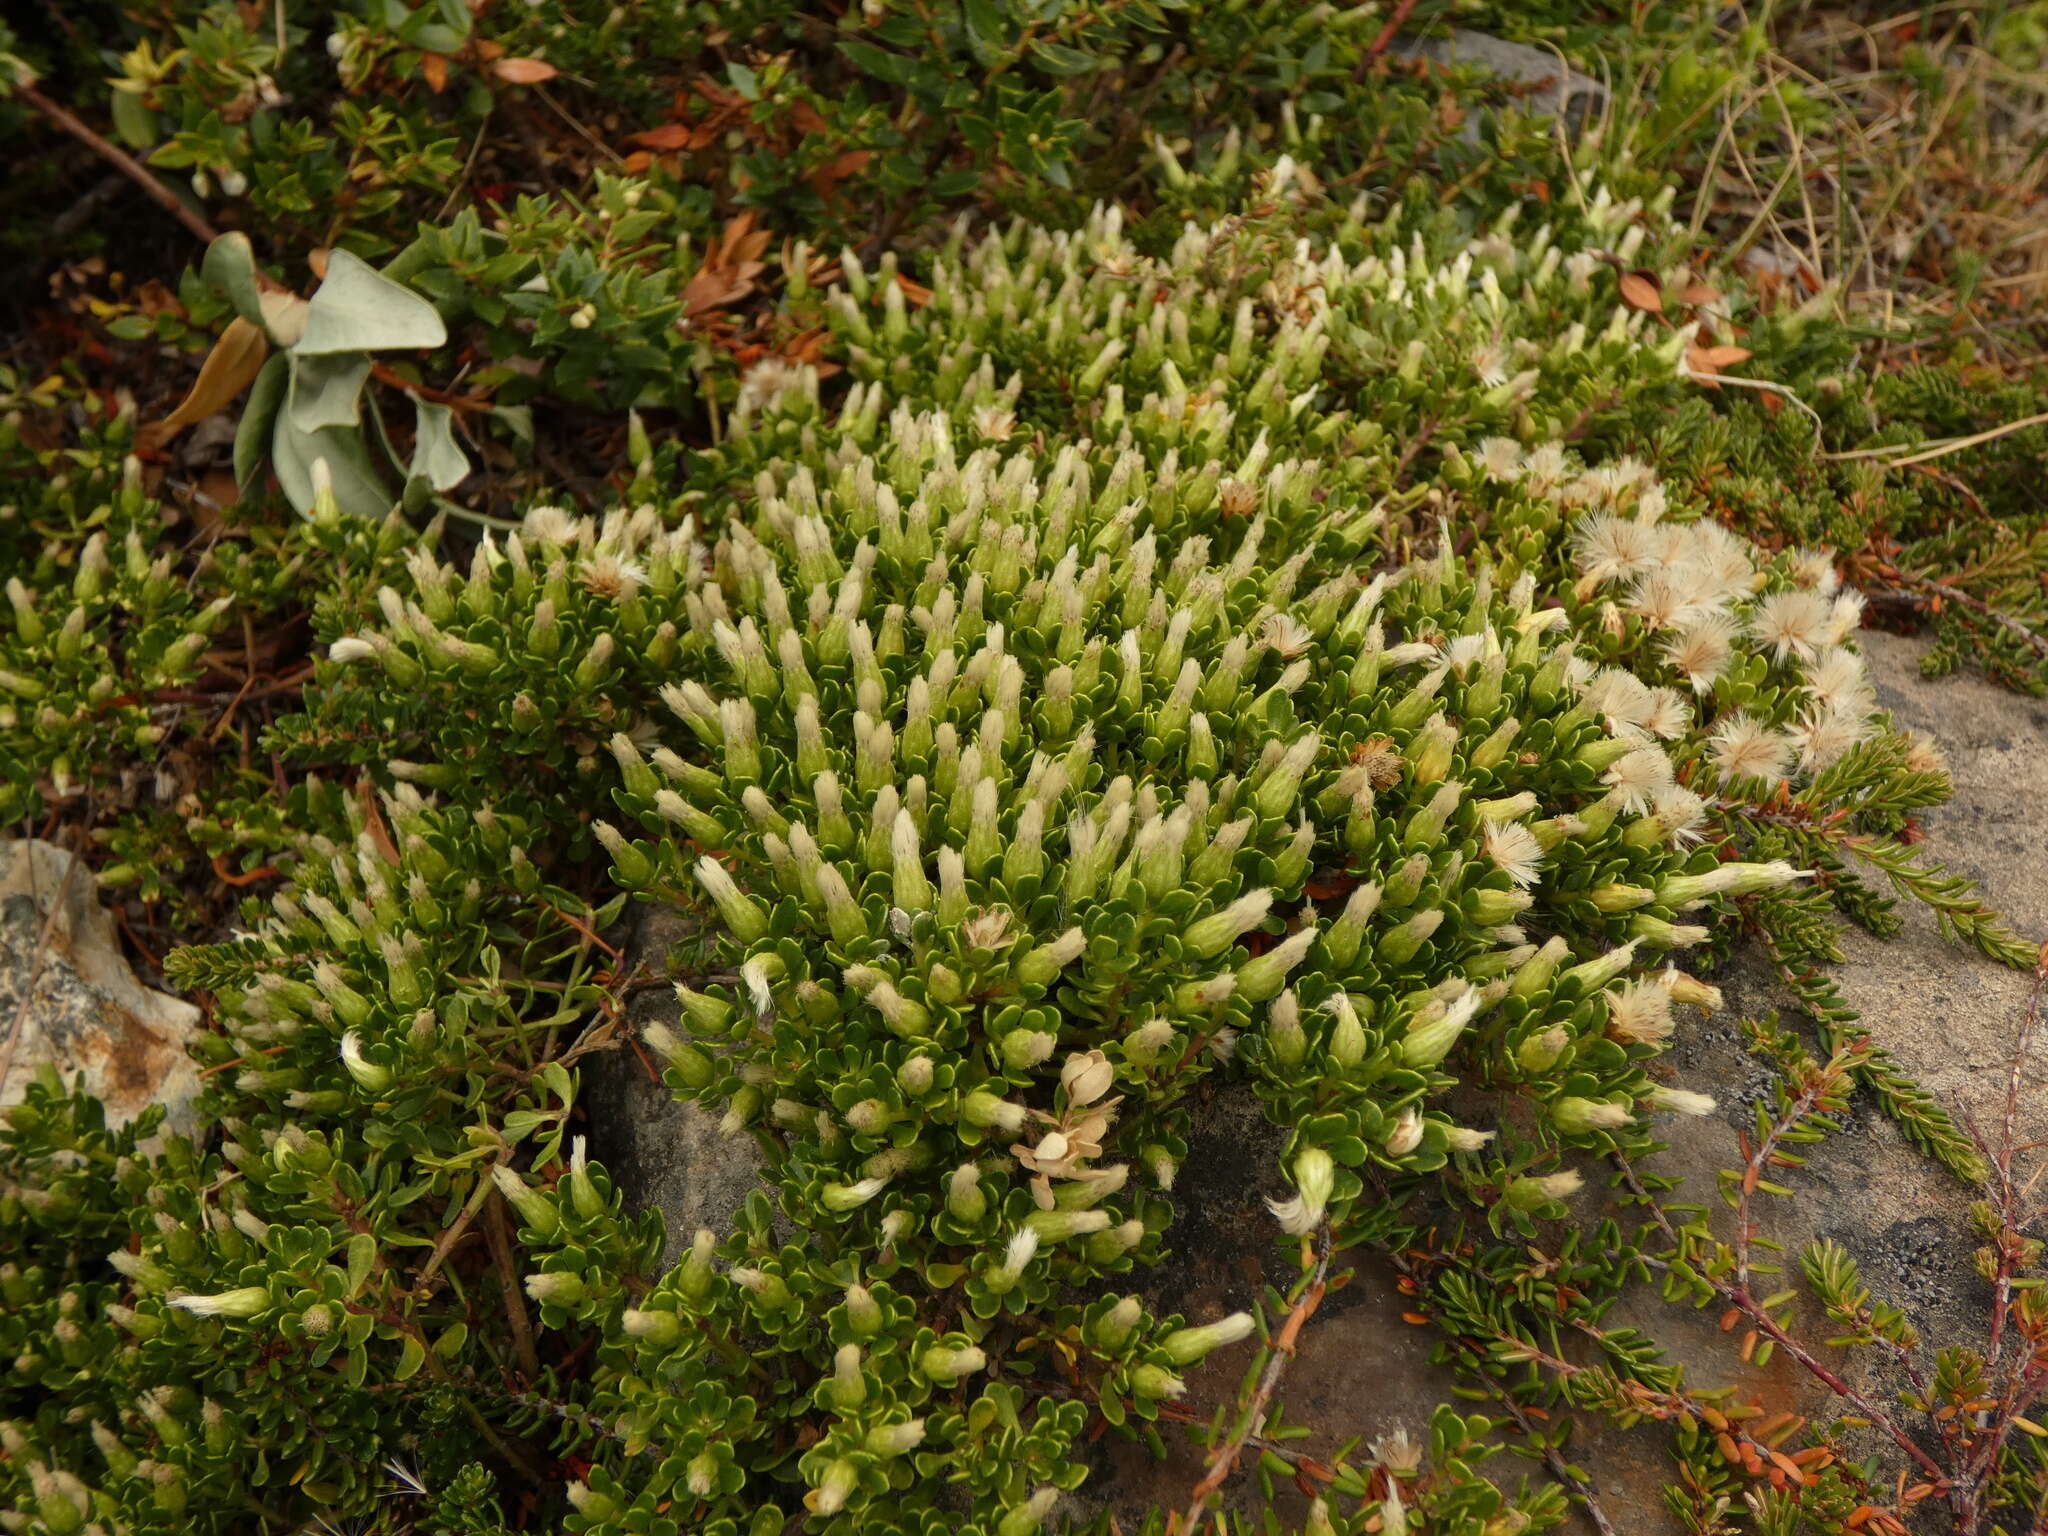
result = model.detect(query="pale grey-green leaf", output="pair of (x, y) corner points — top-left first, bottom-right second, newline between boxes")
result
(294, 248), (448, 357)
(287, 353), (372, 435)
(202, 233), (267, 332)
(409, 398), (471, 491)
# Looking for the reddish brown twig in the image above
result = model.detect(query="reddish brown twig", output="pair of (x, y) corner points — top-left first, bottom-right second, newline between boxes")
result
(211, 852), (280, 887)
(13, 82), (221, 247)
(1173, 1227), (1334, 1534)
(1363, 0), (1423, 65)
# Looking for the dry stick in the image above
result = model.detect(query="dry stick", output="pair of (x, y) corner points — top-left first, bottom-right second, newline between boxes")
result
(412, 1163), (502, 1293)
(14, 83), (221, 247)
(1360, 0), (1422, 65)
(1823, 409), (2048, 467)
(1490, 1385), (1620, 1536)
(1174, 1228), (1335, 1535)
(485, 1189), (542, 1379)
(1871, 572), (2048, 660)
(1986, 954), (2048, 1369)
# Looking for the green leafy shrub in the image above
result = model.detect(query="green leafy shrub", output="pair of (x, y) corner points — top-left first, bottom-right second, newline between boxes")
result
(5, 164), (2031, 1536)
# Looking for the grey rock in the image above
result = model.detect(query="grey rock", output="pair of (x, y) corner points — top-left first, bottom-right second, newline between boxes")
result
(580, 905), (765, 1268)
(0, 839), (202, 1142)
(1387, 29), (1606, 137)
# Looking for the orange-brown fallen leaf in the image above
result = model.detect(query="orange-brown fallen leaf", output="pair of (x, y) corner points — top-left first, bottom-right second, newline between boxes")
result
(139, 315), (268, 452)
(1619, 269), (1664, 313)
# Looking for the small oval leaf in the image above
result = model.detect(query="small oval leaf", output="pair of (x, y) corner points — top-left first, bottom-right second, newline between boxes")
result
(492, 56), (558, 84)
(1618, 269), (1663, 313)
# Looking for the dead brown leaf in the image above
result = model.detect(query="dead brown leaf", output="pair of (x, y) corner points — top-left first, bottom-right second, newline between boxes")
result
(1618, 269), (1664, 314)
(139, 316), (269, 453)
(632, 123), (696, 152)
(681, 212), (771, 320)
(807, 148), (873, 203)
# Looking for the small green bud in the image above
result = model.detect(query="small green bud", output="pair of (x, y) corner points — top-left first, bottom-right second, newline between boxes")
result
(1585, 882), (1655, 913)
(1560, 939), (1640, 994)
(1325, 993), (1369, 1068)
(961, 1092), (1028, 1134)
(731, 1267), (791, 1308)
(167, 1286), (271, 1320)
(621, 1308), (682, 1348)
(867, 1418), (928, 1457)
(918, 1343), (988, 1383)
(337, 1031), (393, 1093)
(1024, 1208), (1113, 1244)
(1655, 860), (1807, 906)
(1399, 986), (1479, 1069)
(1267, 991), (1306, 1068)
(1129, 1363), (1186, 1400)
(593, 820), (656, 888)
(524, 1271), (587, 1306)
(1515, 1025), (1569, 1074)
(946, 1163), (987, 1222)
(491, 1166), (561, 1238)
(1323, 882), (1381, 969)
(1159, 1312), (1255, 1365)
(1183, 888), (1274, 959)
(1503, 1170), (1583, 1212)
(1001, 1028), (1056, 1071)
(997, 1487), (1061, 1536)
(1015, 926), (1084, 988)
(1085, 1218), (1146, 1264)
(695, 856), (769, 943)
(1465, 886), (1532, 925)
(1235, 925), (1317, 1003)
(1509, 935), (1569, 998)
(1376, 908), (1443, 965)
(565, 1482), (618, 1520)
(1575, 735), (1635, 771)
(1268, 1146), (1335, 1235)
(642, 1023), (716, 1090)
(1091, 1295), (1144, 1350)
(1551, 1096), (1632, 1135)
(1382, 854), (1429, 910)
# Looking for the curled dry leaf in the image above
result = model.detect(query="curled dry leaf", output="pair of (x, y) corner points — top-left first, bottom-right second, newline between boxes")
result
(680, 212), (772, 320)
(1618, 269), (1664, 314)
(138, 316), (269, 452)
